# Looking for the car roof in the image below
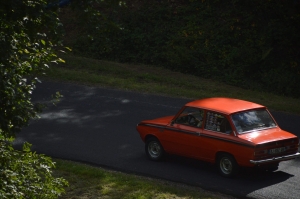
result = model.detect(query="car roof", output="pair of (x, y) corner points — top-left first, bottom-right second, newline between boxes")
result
(185, 98), (265, 114)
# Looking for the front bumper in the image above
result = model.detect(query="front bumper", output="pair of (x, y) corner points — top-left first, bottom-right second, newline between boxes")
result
(250, 152), (300, 165)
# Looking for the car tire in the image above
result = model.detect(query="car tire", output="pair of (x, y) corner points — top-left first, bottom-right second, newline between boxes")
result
(145, 137), (164, 161)
(217, 153), (239, 177)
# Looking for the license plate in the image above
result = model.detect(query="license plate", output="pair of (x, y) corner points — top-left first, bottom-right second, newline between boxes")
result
(269, 147), (286, 154)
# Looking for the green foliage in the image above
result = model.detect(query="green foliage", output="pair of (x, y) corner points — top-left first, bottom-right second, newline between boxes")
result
(0, 0), (71, 198)
(68, 0), (300, 97)
(0, 0), (61, 138)
(0, 138), (68, 199)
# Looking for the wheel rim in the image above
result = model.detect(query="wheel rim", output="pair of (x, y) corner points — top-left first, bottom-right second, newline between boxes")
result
(148, 141), (161, 158)
(220, 157), (233, 175)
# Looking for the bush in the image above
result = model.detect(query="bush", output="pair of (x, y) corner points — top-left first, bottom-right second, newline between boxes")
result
(64, 0), (300, 97)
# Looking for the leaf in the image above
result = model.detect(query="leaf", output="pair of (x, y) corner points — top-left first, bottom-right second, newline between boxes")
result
(41, 39), (46, 45)
(22, 142), (32, 152)
(34, 77), (42, 83)
(57, 58), (65, 63)
(65, 46), (72, 51)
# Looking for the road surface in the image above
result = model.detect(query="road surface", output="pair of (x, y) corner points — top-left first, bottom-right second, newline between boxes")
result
(15, 80), (300, 199)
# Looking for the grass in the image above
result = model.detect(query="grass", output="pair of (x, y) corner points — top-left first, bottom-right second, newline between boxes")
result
(48, 53), (300, 198)
(54, 159), (228, 199)
(48, 53), (300, 114)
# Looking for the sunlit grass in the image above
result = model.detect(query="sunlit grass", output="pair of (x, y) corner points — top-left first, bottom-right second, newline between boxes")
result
(54, 159), (224, 199)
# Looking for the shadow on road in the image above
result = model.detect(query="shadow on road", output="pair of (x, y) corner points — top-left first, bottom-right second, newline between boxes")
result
(153, 154), (295, 199)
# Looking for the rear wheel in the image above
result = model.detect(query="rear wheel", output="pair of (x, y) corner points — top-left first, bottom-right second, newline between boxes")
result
(217, 153), (238, 177)
(145, 137), (164, 161)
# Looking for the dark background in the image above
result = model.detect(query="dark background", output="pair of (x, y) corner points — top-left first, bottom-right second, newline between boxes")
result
(60, 0), (300, 98)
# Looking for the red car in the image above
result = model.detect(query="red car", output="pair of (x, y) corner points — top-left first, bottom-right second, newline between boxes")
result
(136, 98), (300, 177)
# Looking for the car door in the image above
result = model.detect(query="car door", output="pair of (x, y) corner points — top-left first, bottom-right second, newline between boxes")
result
(160, 107), (204, 158)
(200, 111), (234, 162)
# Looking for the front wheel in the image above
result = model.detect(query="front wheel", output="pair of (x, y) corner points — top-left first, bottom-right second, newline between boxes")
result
(217, 153), (238, 177)
(145, 137), (164, 161)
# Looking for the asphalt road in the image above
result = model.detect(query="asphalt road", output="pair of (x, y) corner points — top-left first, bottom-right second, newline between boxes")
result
(15, 80), (300, 199)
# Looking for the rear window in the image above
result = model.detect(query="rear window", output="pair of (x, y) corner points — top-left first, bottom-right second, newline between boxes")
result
(231, 109), (276, 134)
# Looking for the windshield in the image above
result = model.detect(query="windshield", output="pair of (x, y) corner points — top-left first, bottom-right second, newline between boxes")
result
(231, 109), (276, 134)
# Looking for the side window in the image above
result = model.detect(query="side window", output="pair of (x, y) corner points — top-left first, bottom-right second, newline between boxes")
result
(205, 112), (232, 134)
(175, 107), (204, 128)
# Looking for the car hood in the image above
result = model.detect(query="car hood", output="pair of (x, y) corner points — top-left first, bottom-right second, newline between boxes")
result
(238, 127), (297, 144)
(140, 116), (174, 126)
